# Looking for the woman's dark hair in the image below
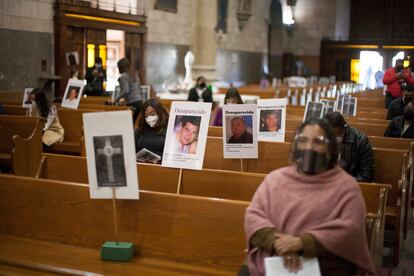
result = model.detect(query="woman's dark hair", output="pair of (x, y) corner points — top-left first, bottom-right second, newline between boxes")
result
(31, 88), (51, 118)
(224, 88), (243, 104)
(291, 118), (339, 169)
(137, 99), (169, 134)
(117, 58), (137, 81)
(324, 111), (346, 131)
(196, 76), (205, 84)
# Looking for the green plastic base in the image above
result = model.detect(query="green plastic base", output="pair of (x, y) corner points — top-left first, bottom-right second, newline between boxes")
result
(101, 241), (135, 262)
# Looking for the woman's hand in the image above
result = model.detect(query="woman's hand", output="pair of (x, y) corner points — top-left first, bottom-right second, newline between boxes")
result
(283, 253), (302, 273)
(118, 98), (126, 105)
(274, 233), (303, 255)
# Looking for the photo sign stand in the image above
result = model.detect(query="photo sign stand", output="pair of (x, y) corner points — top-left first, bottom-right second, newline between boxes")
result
(222, 104), (258, 169)
(83, 111), (139, 262)
(162, 101), (212, 170)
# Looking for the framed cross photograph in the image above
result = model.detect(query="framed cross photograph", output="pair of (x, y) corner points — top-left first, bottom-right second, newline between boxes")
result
(83, 111), (139, 199)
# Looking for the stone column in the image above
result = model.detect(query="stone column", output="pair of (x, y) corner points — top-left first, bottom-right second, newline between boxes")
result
(190, 0), (218, 81)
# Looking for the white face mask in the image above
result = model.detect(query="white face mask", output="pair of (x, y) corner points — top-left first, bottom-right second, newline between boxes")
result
(145, 115), (159, 128)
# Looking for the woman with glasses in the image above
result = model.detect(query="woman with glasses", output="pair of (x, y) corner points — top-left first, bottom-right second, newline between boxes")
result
(240, 118), (374, 276)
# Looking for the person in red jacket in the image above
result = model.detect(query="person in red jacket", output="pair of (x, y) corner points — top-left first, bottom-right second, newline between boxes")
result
(383, 59), (414, 108)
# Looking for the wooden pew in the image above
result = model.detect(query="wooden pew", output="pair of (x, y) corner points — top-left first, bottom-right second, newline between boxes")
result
(372, 148), (408, 265)
(0, 174), (248, 275)
(2, 104), (27, 115)
(79, 95), (112, 106)
(0, 91), (24, 105)
(40, 153), (179, 194)
(37, 153), (389, 273)
(0, 115), (44, 176)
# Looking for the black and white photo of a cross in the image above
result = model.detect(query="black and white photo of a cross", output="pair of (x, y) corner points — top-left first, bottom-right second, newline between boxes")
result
(97, 137), (122, 183)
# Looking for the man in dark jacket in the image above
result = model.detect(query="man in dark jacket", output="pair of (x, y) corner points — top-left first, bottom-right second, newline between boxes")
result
(187, 76), (213, 103)
(85, 57), (106, 96)
(384, 101), (414, 138)
(386, 85), (414, 120)
(324, 112), (374, 182)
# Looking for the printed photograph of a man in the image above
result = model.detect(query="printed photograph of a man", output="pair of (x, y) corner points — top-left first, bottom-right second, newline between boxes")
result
(227, 116), (253, 144)
(171, 115), (201, 154)
(259, 109), (282, 132)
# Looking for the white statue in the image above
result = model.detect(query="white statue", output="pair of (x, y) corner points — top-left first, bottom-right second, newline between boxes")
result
(183, 51), (195, 90)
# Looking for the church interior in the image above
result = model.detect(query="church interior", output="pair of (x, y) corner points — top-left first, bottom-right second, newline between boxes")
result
(1, 0), (414, 275)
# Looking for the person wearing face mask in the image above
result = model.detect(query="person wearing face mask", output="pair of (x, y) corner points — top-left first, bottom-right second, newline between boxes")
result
(187, 76), (213, 103)
(383, 59), (414, 108)
(384, 101), (414, 138)
(239, 118), (374, 276)
(213, 88), (244, 126)
(386, 84), (414, 120)
(134, 99), (169, 159)
(324, 112), (374, 182)
(85, 57), (107, 96)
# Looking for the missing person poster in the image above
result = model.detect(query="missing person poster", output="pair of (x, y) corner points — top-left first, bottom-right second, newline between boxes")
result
(257, 98), (287, 142)
(223, 104), (258, 159)
(320, 99), (336, 116)
(162, 101), (212, 170)
(22, 88), (33, 108)
(61, 79), (85, 109)
(83, 111), (139, 199)
(341, 96), (357, 117)
(303, 101), (324, 122)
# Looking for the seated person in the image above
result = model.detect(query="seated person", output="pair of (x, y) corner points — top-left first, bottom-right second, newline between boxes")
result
(171, 116), (201, 154)
(213, 88), (244, 126)
(260, 109), (281, 132)
(324, 112), (374, 182)
(241, 118), (374, 276)
(386, 84), (414, 120)
(228, 116), (253, 143)
(134, 99), (169, 161)
(187, 76), (213, 103)
(384, 101), (414, 138)
(29, 88), (64, 146)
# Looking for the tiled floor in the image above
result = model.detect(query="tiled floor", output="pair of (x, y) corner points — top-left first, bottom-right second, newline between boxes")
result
(387, 221), (414, 276)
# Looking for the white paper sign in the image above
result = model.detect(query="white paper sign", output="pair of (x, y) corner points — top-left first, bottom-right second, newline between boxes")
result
(257, 98), (287, 142)
(265, 257), (321, 276)
(83, 111), (139, 199)
(320, 99), (336, 116)
(61, 79), (85, 109)
(303, 101), (324, 122)
(22, 88), (33, 108)
(341, 96), (357, 117)
(223, 104), (258, 159)
(162, 101), (212, 170)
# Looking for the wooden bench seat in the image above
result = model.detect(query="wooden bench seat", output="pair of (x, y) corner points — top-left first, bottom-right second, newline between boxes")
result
(0, 115), (44, 176)
(0, 174), (248, 274)
(0, 234), (233, 276)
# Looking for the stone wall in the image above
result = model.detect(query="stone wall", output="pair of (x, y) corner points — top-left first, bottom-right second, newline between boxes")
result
(0, 0), (54, 90)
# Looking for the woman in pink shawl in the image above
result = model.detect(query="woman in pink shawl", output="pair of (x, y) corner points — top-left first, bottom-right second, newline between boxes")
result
(241, 118), (374, 276)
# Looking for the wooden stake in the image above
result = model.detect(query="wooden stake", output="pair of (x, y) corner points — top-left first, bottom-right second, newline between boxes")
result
(176, 168), (183, 194)
(112, 188), (119, 245)
(240, 159), (244, 172)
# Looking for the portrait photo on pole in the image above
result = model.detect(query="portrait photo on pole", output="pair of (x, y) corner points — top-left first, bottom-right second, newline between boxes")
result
(341, 96), (357, 117)
(320, 99), (336, 116)
(162, 101), (212, 170)
(257, 98), (287, 142)
(83, 111), (138, 199)
(223, 104), (258, 159)
(303, 101), (324, 122)
(61, 79), (85, 109)
(22, 88), (33, 108)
